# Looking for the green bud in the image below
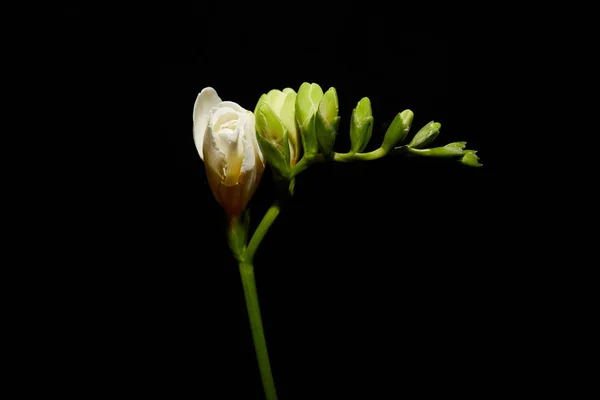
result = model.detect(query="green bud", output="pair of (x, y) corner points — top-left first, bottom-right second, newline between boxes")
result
(296, 82), (323, 156)
(408, 121), (441, 149)
(408, 141), (466, 157)
(460, 150), (483, 167)
(349, 97), (374, 153)
(315, 87), (340, 158)
(255, 88), (301, 165)
(262, 89), (297, 136)
(381, 109), (414, 153)
(255, 102), (291, 179)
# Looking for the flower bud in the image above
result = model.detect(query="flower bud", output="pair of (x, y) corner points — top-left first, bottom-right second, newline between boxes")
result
(255, 88), (301, 165)
(408, 141), (466, 157)
(380, 109), (414, 153)
(193, 87), (265, 218)
(315, 87), (340, 158)
(460, 150), (483, 167)
(349, 97), (374, 153)
(296, 82), (323, 156)
(255, 102), (292, 180)
(408, 121), (441, 148)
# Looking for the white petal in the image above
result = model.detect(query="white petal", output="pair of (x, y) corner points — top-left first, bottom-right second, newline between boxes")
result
(218, 101), (245, 113)
(238, 119), (265, 211)
(211, 106), (240, 142)
(244, 111), (265, 168)
(210, 107), (245, 186)
(193, 87), (221, 161)
(240, 125), (256, 175)
(203, 121), (245, 216)
(202, 123), (227, 191)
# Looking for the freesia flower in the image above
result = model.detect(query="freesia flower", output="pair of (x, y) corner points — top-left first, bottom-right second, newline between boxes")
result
(193, 87), (265, 217)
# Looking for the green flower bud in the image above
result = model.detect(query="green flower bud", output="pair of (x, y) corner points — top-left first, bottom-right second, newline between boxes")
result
(380, 109), (414, 153)
(255, 102), (292, 180)
(255, 88), (301, 165)
(315, 87), (340, 158)
(408, 121), (441, 149)
(408, 141), (466, 157)
(296, 82), (323, 156)
(349, 97), (374, 153)
(460, 150), (483, 167)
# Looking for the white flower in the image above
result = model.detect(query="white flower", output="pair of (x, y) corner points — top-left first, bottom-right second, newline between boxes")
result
(193, 87), (265, 217)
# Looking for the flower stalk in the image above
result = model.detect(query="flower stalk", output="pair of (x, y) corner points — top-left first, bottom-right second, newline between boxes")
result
(194, 82), (483, 400)
(238, 260), (278, 400)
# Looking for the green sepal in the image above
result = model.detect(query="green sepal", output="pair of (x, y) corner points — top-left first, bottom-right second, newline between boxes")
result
(299, 113), (319, 157)
(316, 113), (340, 158)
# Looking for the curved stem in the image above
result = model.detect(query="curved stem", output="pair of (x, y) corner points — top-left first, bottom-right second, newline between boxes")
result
(245, 201), (281, 262)
(291, 145), (407, 176)
(333, 147), (387, 162)
(291, 154), (325, 177)
(388, 145), (410, 156)
(239, 261), (278, 400)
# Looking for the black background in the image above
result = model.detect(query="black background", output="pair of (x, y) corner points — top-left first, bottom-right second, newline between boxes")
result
(160, 16), (512, 399)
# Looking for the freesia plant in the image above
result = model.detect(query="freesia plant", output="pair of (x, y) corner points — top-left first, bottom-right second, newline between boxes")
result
(193, 83), (481, 400)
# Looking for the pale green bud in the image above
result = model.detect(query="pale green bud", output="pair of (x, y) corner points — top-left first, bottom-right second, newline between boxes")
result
(349, 97), (374, 153)
(296, 82), (323, 156)
(255, 103), (291, 179)
(255, 88), (301, 165)
(408, 121), (441, 148)
(381, 109), (414, 153)
(315, 87), (340, 158)
(408, 141), (466, 157)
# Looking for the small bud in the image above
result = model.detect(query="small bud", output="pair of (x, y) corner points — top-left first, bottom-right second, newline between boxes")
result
(255, 103), (292, 179)
(349, 97), (374, 153)
(408, 141), (466, 157)
(381, 109), (414, 153)
(408, 121), (441, 149)
(296, 82), (323, 156)
(460, 150), (483, 167)
(315, 87), (340, 158)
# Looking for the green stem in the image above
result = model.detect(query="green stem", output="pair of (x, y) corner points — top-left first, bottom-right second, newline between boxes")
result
(239, 261), (278, 400)
(291, 154), (325, 177)
(333, 147), (387, 162)
(388, 145), (410, 156)
(406, 146), (464, 158)
(291, 144), (405, 177)
(245, 201), (281, 262)
(237, 200), (283, 399)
